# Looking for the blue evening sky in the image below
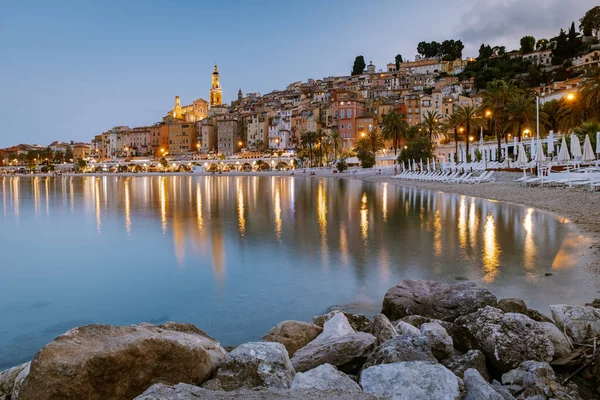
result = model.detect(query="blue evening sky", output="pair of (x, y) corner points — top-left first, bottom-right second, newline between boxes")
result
(0, 0), (595, 146)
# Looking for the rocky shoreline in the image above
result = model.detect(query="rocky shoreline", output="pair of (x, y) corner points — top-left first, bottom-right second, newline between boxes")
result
(2, 279), (600, 399)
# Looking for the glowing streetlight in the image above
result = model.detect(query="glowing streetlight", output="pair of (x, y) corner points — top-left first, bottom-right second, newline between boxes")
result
(485, 110), (492, 118)
(566, 92), (576, 102)
(523, 129), (531, 136)
(458, 127), (465, 133)
(469, 136), (474, 142)
(360, 132), (366, 137)
(238, 141), (243, 146)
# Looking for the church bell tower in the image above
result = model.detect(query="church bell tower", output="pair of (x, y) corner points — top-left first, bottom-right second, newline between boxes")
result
(210, 65), (223, 107)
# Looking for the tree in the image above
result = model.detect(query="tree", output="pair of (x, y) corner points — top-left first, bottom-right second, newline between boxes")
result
(455, 105), (484, 161)
(352, 56), (366, 75)
(581, 74), (600, 113)
(395, 54), (403, 70)
(159, 157), (168, 168)
(397, 135), (435, 165)
(440, 39), (464, 60)
(505, 93), (537, 142)
(328, 128), (341, 163)
(417, 41), (441, 58)
(478, 44), (493, 60)
(382, 111), (409, 155)
(520, 36), (536, 53)
(443, 112), (463, 160)
(482, 80), (516, 155)
(356, 127), (385, 156)
(552, 29), (569, 65)
(300, 131), (317, 167)
(536, 38), (549, 50)
(315, 128), (327, 167)
(420, 110), (444, 141)
(580, 6), (600, 36)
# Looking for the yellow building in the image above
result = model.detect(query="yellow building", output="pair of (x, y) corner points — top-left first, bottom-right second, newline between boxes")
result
(170, 96), (208, 123)
(72, 143), (92, 160)
(210, 65), (223, 107)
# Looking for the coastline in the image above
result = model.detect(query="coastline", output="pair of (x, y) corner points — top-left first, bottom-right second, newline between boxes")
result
(5, 169), (599, 274)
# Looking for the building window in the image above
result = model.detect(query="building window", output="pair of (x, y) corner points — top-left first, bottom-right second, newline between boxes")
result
(340, 110), (345, 118)
(347, 109), (352, 118)
(340, 124), (344, 129)
(348, 123), (352, 129)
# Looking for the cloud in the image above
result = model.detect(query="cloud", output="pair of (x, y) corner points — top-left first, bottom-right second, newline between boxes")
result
(454, 0), (597, 55)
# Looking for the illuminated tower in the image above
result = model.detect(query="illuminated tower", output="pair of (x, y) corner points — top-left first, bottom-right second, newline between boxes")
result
(173, 95), (182, 118)
(238, 88), (243, 102)
(209, 65), (223, 107)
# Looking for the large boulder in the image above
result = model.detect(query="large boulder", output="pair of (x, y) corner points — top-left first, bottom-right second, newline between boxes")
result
(550, 304), (600, 343)
(136, 383), (382, 400)
(538, 322), (572, 359)
(454, 307), (554, 373)
(442, 350), (489, 381)
(497, 298), (527, 314)
(202, 342), (295, 391)
(312, 310), (372, 333)
(261, 321), (322, 357)
(19, 323), (226, 400)
(291, 313), (376, 373)
(394, 320), (421, 337)
(420, 321), (453, 361)
(362, 335), (437, 369)
(291, 364), (361, 393)
(0, 362), (30, 400)
(501, 361), (581, 399)
(382, 280), (497, 321)
(360, 361), (461, 400)
(370, 314), (398, 345)
(463, 368), (505, 400)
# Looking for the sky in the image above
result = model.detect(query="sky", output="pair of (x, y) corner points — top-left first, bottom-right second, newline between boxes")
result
(0, 0), (596, 147)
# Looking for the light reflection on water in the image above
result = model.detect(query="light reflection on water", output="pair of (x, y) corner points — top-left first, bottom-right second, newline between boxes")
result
(0, 175), (596, 369)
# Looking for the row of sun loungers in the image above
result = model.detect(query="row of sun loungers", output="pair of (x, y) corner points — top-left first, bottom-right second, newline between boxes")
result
(516, 169), (600, 191)
(394, 170), (496, 184)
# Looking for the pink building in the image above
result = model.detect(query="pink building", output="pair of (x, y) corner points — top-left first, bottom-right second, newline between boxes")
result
(128, 126), (151, 156)
(331, 90), (365, 149)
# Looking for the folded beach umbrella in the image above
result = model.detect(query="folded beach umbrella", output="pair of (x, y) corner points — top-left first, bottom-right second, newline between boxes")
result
(426, 158), (430, 172)
(530, 137), (535, 157)
(547, 130), (554, 154)
(432, 157), (436, 170)
(534, 140), (546, 162)
(557, 136), (570, 162)
(517, 143), (528, 164)
(583, 134), (595, 161)
(570, 134), (582, 160)
(420, 159), (424, 171)
(596, 132), (600, 156)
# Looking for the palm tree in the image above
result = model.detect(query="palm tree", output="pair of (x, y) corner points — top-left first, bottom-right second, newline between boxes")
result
(455, 105), (484, 161)
(542, 100), (561, 134)
(420, 110), (443, 142)
(328, 128), (341, 163)
(315, 128), (327, 167)
(357, 127), (385, 156)
(482, 80), (515, 156)
(382, 112), (409, 154)
(505, 94), (536, 142)
(581, 75), (600, 115)
(300, 131), (317, 167)
(443, 112), (463, 160)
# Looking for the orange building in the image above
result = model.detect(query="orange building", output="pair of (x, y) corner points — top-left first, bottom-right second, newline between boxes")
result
(331, 90), (365, 150)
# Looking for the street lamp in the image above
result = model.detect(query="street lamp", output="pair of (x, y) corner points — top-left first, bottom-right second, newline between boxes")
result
(361, 132), (366, 137)
(566, 92), (575, 102)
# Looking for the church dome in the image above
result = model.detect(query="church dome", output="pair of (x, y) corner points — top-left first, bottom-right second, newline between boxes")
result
(212, 65), (219, 76)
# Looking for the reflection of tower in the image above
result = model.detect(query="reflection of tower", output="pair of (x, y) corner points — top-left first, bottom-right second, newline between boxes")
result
(209, 65), (223, 107)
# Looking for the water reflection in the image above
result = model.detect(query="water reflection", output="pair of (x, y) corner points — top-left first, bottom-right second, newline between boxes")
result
(0, 176), (595, 370)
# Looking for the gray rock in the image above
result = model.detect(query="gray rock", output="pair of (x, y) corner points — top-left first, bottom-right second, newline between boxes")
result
(136, 383), (382, 399)
(501, 361), (581, 399)
(291, 313), (376, 373)
(202, 342), (295, 391)
(455, 306), (554, 373)
(442, 350), (489, 381)
(371, 314), (398, 345)
(394, 320), (421, 337)
(362, 335), (437, 369)
(399, 315), (432, 327)
(490, 380), (516, 400)
(550, 304), (600, 343)
(420, 321), (453, 360)
(382, 280), (497, 321)
(291, 364), (361, 393)
(497, 298), (527, 314)
(0, 362), (30, 400)
(463, 368), (505, 400)
(312, 310), (372, 333)
(261, 320), (322, 357)
(360, 361), (460, 400)
(538, 322), (572, 359)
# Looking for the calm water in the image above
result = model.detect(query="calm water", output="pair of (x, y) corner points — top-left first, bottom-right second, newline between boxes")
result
(0, 175), (596, 369)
